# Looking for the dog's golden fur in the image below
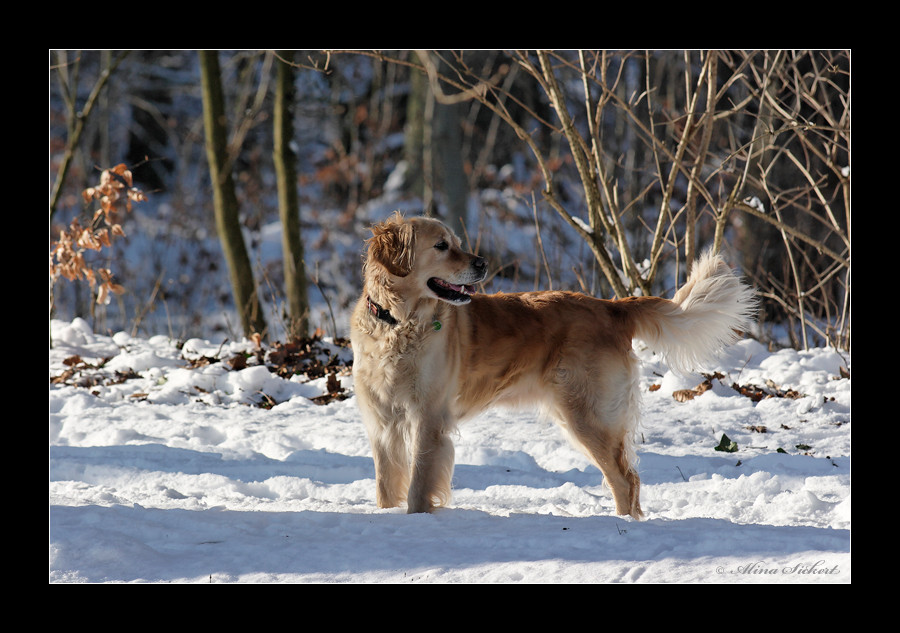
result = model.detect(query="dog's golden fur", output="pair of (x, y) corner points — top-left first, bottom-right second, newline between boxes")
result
(350, 213), (755, 519)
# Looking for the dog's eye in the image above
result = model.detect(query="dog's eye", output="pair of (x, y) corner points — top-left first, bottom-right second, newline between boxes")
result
(434, 240), (449, 251)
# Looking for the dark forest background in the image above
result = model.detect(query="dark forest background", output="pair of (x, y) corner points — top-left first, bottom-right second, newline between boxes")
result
(49, 50), (850, 352)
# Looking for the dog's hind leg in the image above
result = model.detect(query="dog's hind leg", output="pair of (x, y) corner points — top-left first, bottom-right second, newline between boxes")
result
(564, 417), (643, 519)
(406, 417), (455, 514)
(577, 425), (643, 520)
(553, 354), (644, 519)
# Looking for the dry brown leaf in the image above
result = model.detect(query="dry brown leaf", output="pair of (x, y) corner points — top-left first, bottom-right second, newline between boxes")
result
(673, 389), (697, 402)
(672, 378), (713, 403)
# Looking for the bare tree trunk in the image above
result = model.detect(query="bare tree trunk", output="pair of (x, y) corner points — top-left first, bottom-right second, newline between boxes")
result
(198, 50), (267, 339)
(404, 65), (426, 201)
(406, 53), (469, 236)
(431, 57), (469, 237)
(273, 51), (310, 340)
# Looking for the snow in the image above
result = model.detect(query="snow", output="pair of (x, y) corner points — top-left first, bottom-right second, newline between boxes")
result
(49, 317), (850, 583)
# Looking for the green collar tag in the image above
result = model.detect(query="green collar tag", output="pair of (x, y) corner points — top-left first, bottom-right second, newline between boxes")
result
(432, 320), (442, 331)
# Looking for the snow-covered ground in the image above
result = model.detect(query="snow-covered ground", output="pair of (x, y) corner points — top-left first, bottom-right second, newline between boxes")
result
(49, 316), (850, 583)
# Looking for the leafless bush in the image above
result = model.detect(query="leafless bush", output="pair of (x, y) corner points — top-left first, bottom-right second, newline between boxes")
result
(375, 50), (849, 350)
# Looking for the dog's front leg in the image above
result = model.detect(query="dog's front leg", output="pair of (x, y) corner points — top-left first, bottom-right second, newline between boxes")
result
(356, 389), (411, 509)
(406, 413), (455, 513)
(370, 428), (410, 509)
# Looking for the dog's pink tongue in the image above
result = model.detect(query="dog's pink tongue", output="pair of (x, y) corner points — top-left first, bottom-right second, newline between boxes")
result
(438, 279), (472, 294)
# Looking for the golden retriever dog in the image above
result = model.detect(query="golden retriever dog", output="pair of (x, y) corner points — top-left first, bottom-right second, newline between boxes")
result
(350, 212), (755, 519)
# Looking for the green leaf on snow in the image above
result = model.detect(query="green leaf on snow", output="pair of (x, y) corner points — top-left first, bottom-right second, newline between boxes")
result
(714, 433), (739, 453)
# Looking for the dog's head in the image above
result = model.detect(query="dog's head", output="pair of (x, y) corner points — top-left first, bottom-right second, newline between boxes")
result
(366, 213), (487, 305)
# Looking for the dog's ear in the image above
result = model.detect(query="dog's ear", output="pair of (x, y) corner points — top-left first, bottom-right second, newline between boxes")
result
(367, 214), (414, 277)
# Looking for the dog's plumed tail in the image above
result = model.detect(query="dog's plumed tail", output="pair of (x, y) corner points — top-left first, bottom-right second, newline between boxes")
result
(629, 250), (757, 375)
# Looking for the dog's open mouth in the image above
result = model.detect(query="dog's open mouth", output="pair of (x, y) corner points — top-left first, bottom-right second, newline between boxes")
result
(428, 277), (476, 304)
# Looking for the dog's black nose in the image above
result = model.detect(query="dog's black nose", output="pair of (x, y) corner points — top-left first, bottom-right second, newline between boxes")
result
(473, 256), (487, 273)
